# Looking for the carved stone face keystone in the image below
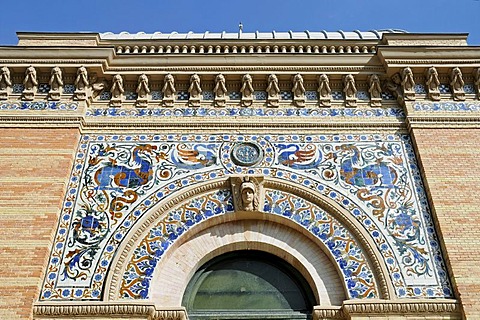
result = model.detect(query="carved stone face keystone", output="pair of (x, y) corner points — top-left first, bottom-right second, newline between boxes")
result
(230, 176), (265, 212)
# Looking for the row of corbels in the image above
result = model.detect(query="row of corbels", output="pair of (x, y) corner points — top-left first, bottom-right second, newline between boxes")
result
(1, 65), (479, 107)
(386, 66), (480, 103)
(0, 65), (382, 107)
(115, 44), (377, 55)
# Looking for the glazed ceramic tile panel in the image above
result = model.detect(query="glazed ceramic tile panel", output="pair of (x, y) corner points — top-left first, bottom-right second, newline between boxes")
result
(40, 133), (452, 301)
(85, 107), (405, 118)
(122, 188), (377, 300)
(0, 101), (78, 110)
(413, 102), (480, 112)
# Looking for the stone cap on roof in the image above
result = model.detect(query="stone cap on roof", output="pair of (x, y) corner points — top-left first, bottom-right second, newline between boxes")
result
(100, 29), (408, 40)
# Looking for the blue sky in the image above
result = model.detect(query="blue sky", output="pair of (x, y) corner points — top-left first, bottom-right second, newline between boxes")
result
(1, 0), (479, 45)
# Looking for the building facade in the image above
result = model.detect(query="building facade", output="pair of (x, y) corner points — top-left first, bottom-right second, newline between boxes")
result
(0, 30), (479, 319)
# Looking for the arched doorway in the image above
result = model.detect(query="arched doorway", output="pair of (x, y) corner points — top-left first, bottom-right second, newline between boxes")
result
(182, 250), (316, 320)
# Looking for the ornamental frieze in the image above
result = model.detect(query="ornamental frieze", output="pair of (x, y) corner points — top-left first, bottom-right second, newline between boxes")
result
(40, 133), (451, 301)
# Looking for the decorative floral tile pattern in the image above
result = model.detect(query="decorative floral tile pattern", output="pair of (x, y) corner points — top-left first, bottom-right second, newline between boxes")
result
(281, 91), (293, 100)
(121, 188), (378, 300)
(439, 84), (451, 94)
(151, 91), (163, 100)
(254, 91), (267, 100)
(12, 84), (24, 93)
(381, 92), (395, 100)
(39, 133), (451, 301)
(202, 91), (214, 100)
(63, 84), (76, 94)
(125, 91), (137, 100)
(85, 107), (405, 118)
(305, 91), (318, 100)
(464, 84), (475, 94)
(229, 91), (241, 100)
(413, 102), (480, 112)
(0, 101), (78, 111)
(332, 91), (343, 100)
(99, 91), (112, 100)
(414, 84), (426, 94)
(356, 91), (369, 100)
(177, 91), (189, 100)
(38, 84), (51, 94)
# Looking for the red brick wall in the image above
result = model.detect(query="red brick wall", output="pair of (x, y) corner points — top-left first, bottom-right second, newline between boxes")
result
(0, 128), (80, 319)
(412, 128), (480, 319)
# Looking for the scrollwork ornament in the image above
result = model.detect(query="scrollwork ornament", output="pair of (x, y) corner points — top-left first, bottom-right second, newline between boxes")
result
(188, 73), (202, 107)
(0, 66), (12, 100)
(240, 73), (254, 107)
(474, 68), (480, 98)
(162, 73), (176, 107)
(22, 65), (38, 101)
(110, 74), (124, 107)
(450, 67), (465, 101)
(368, 74), (382, 107)
(291, 73), (305, 107)
(401, 67), (416, 101)
(214, 73), (227, 107)
(266, 74), (280, 107)
(317, 74), (331, 107)
(343, 74), (357, 107)
(49, 66), (64, 100)
(425, 67), (440, 101)
(136, 73), (150, 107)
(384, 72), (403, 103)
(74, 66), (89, 100)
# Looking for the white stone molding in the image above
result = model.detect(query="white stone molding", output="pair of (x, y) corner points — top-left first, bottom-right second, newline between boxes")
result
(32, 299), (460, 319)
(149, 216), (346, 306)
(33, 302), (187, 320)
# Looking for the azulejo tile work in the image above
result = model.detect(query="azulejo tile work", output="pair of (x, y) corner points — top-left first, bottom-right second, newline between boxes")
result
(121, 189), (377, 300)
(413, 102), (480, 112)
(85, 107), (405, 118)
(40, 133), (451, 301)
(0, 101), (78, 111)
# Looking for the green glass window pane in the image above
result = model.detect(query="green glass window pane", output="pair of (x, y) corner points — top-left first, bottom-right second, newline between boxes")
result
(183, 251), (315, 313)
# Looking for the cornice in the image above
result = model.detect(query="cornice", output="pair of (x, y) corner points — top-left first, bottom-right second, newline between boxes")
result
(32, 300), (460, 319)
(342, 299), (460, 315)
(33, 302), (187, 320)
(0, 47), (113, 60)
(312, 306), (344, 320)
(104, 65), (385, 73)
(406, 116), (480, 129)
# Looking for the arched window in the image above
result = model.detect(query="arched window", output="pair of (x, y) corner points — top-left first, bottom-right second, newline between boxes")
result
(182, 250), (316, 320)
